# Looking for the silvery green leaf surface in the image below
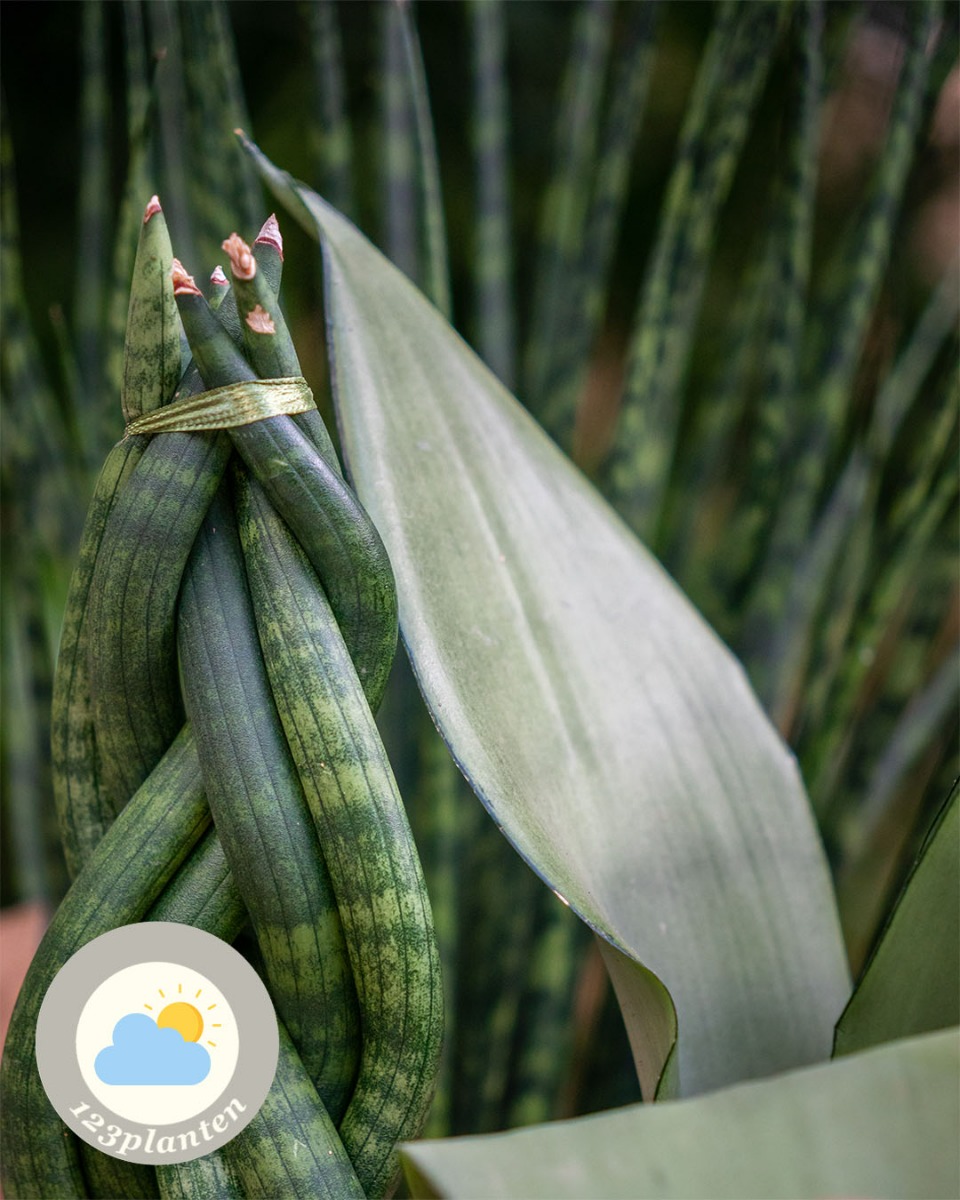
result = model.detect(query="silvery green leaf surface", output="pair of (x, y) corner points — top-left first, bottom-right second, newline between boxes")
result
(245, 140), (851, 1098)
(401, 1028), (960, 1200)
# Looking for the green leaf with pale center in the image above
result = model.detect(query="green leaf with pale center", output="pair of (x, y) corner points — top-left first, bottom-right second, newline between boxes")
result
(401, 1029), (960, 1200)
(244, 139), (851, 1099)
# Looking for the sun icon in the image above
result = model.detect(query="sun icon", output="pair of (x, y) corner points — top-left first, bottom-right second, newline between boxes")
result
(157, 1002), (203, 1042)
(144, 983), (222, 1048)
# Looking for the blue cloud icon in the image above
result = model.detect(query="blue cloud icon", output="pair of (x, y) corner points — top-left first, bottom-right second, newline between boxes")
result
(94, 1014), (211, 1085)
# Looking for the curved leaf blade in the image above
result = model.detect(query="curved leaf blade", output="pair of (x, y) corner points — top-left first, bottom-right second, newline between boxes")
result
(835, 786), (959, 1057)
(401, 1029), (960, 1200)
(245, 141), (851, 1098)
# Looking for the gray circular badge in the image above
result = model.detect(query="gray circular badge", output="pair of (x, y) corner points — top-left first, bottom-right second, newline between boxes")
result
(36, 923), (278, 1165)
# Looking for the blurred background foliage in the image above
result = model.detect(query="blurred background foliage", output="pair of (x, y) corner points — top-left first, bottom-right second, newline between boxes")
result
(1, 0), (957, 1136)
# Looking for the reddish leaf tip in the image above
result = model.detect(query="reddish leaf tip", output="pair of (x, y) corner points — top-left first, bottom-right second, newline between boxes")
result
(254, 213), (283, 260)
(170, 259), (202, 296)
(210, 265), (229, 287)
(143, 195), (162, 224)
(221, 232), (256, 281)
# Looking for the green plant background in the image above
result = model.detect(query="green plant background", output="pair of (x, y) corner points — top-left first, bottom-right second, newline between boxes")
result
(1, 0), (957, 1182)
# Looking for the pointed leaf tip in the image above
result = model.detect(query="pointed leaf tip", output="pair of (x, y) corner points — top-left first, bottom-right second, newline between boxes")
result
(255, 213), (283, 259)
(210, 265), (229, 287)
(123, 195), (180, 423)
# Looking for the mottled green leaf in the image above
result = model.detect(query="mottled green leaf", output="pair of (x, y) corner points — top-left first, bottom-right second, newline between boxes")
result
(121, 200), (180, 424)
